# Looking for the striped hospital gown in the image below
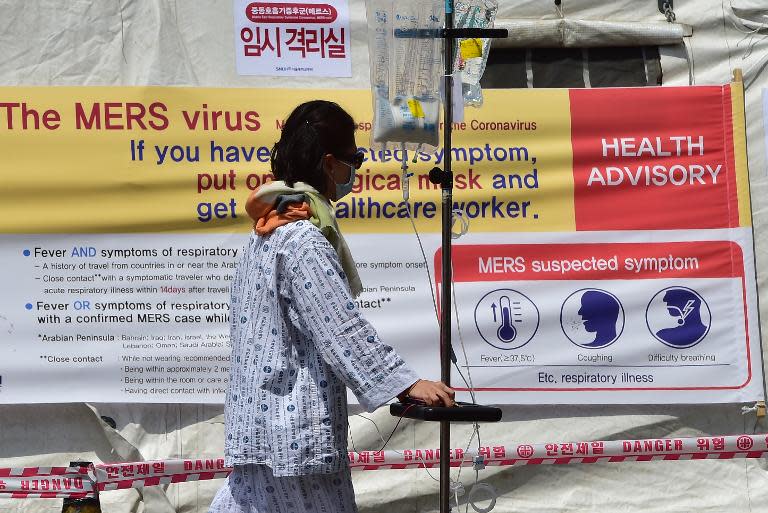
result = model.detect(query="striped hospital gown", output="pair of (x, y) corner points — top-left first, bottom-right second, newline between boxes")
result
(209, 464), (357, 513)
(210, 220), (419, 512)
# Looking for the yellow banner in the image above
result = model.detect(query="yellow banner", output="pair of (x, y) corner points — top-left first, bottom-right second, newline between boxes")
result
(0, 85), (749, 234)
(0, 87), (573, 234)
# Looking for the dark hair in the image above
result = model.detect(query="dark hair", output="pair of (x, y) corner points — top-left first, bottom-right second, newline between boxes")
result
(271, 100), (356, 191)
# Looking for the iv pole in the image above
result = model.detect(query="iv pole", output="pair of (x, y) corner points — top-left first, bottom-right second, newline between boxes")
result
(389, 4), (508, 511)
(438, 3), (456, 512)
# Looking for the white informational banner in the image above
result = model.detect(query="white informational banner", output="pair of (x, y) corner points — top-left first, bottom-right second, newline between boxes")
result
(1, 229), (762, 404)
(439, 229), (763, 404)
(0, 85), (762, 404)
(763, 88), (768, 176)
(233, 0), (352, 77)
(1, 234), (242, 403)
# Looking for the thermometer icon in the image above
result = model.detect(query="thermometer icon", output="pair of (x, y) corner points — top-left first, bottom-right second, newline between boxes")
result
(496, 296), (518, 343)
(476, 288), (539, 351)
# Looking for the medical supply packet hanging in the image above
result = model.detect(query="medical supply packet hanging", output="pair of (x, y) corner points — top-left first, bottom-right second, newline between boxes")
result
(454, 0), (498, 107)
(365, 0), (443, 150)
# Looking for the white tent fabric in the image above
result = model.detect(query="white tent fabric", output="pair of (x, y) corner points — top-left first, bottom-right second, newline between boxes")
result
(492, 19), (689, 48)
(1, 1), (768, 512)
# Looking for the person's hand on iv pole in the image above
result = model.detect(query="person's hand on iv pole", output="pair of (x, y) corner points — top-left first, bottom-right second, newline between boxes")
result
(398, 379), (456, 406)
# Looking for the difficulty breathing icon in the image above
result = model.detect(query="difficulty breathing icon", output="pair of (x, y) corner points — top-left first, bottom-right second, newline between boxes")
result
(670, 299), (696, 325)
(495, 296), (519, 343)
(646, 286), (711, 348)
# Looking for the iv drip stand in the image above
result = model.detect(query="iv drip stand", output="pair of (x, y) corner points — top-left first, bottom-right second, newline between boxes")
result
(439, 4), (458, 512)
(389, 6), (508, 512)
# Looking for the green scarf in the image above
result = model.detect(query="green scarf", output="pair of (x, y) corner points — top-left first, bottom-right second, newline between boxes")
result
(246, 180), (362, 298)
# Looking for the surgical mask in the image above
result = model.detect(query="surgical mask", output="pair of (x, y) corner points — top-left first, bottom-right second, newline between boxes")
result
(334, 160), (356, 200)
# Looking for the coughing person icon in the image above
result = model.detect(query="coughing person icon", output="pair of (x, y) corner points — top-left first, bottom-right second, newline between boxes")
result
(577, 290), (622, 348)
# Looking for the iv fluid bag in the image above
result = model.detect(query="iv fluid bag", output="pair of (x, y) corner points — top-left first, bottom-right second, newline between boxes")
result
(454, 0), (498, 107)
(366, 0), (443, 150)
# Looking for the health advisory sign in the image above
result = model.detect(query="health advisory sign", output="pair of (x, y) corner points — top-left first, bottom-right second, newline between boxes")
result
(0, 84), (760, 404)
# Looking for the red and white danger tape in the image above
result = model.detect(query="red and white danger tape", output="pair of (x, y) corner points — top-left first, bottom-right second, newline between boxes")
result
(347, 434), (768, 470)
(94, 458), (230, 491)
(95, 458), (224, 485)
(0, 465), (90, 477)
(98, 472), (232, 492)
(0, 473), (96, 500)
(1, 434), (766, 498)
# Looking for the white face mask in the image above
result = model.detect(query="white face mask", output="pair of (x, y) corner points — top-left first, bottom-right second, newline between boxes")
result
(333, 160), (356, 200)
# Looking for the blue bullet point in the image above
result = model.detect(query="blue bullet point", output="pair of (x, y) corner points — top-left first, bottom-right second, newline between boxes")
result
(23, 249), (30, 256)
(25, 303), (33, 310)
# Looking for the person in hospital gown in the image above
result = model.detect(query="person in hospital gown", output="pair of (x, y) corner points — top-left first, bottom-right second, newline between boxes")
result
(209, 100), (454, 513)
